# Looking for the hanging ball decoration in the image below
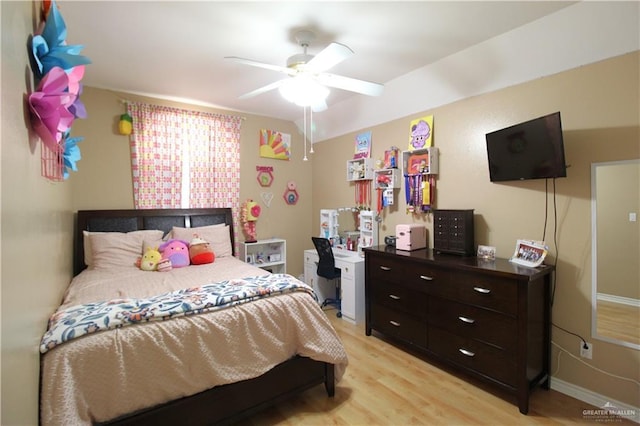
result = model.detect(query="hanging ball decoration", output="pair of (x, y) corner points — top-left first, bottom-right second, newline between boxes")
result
(118, 113), (133, 135)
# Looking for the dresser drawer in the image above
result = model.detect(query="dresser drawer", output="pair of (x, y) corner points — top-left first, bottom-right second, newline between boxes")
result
(428, 297), (516, 353)
(368, 253), (447, 291)
(371, 280), (428, 318)
(429, 271), (518, 315)
(404, 264), (449, 288)
(429, 327), (516, 387)
(371, 304), (427, 348)
(367, 254), (411, 282)
(340, 263), (356, 280)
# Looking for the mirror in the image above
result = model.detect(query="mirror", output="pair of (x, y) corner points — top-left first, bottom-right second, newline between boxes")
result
(591, 159), (640, 350)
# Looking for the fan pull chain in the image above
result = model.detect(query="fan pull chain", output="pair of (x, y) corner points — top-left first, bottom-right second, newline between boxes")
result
(309, 108), (314, 154)
(303, 106), (308, 161)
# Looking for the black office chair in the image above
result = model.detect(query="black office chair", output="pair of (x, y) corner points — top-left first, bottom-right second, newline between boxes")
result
(311, 237), (342, 318)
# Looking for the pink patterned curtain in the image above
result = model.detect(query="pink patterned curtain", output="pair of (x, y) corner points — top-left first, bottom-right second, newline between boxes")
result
(129, 102), (242, 251)
(129, 103), (184, 208)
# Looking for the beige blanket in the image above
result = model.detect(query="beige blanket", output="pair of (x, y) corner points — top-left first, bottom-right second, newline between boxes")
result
(40, 257), (348, 425)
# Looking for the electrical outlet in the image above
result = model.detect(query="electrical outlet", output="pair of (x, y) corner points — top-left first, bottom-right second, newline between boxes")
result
(580, 342), (593, 359)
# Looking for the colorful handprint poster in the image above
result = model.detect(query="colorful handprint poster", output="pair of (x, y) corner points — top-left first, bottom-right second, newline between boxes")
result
(260, 129), (291, 160)
(408, 115), (433, 151)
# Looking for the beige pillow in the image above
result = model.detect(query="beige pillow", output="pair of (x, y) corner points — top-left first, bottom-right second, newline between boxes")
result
(83, 230), (102, 266)
(86, 230), (164, 269)
(142, 238), (165, 254)
(171, 225), (232, 258)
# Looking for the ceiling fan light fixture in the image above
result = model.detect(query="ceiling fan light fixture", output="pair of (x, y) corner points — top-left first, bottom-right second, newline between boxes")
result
(278, 76), (329, 107)
(286, 53), (314, 70)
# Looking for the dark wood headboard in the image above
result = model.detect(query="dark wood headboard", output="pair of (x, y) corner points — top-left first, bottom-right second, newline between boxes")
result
(75, 208), (234, 275)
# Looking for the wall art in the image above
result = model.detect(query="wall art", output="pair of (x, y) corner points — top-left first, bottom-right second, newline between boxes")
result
(259, 129), (290, 160)
(408, 115), (433, 151)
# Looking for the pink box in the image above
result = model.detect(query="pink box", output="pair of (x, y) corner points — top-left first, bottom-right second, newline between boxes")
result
(395, 224), (427, 251)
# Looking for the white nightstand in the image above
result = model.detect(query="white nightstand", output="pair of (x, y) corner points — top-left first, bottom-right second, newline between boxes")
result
(240, 239), (286, 273)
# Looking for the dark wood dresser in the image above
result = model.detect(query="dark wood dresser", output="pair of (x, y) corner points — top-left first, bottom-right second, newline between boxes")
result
(364, 246), (554, 414)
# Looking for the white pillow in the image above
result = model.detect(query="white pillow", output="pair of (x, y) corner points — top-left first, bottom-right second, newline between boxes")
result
(171, 225), (232, 258)
(84, 230), (164, 268)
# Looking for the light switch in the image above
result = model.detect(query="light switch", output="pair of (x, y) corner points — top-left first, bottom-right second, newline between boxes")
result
(630, 212), (637, 222)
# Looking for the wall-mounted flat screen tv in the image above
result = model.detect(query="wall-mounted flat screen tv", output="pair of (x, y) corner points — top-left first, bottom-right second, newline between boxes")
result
(485, 112), (567, 182)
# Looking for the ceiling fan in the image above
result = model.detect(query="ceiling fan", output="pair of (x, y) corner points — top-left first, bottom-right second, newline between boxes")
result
(225, 30), (384, 111)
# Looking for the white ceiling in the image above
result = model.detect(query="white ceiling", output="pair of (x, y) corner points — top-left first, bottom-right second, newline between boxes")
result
(59, 1), (638, 141)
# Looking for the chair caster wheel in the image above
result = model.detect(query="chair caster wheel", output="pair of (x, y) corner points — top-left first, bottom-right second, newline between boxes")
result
(337, 312), (342, 318)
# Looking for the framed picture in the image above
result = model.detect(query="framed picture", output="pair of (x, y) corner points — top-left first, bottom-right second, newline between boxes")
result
(510, 239), (548, 268)
(477, 245), (496, 260)
(245, 254), (255, 264)
(354, 131), (371, 159)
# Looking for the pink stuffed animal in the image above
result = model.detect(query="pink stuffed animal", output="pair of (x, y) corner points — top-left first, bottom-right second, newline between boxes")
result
(158, 239), (190, 268)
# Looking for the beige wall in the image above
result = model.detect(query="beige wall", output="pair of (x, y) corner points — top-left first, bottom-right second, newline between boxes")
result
(312, 52), (640, 407)
(1, 2), (75, 424)
(70, 87), (313, 279)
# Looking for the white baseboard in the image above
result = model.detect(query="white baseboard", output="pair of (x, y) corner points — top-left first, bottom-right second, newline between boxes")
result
(551, 377), (640, 423)
(597, 292), (640, 307)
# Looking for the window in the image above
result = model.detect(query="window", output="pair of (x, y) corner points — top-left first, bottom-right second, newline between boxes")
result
(128, 102), (242, 245)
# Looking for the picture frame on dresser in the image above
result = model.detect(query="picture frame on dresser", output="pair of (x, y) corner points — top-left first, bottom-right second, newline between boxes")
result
(477, 244), (496, 260)
(510, 239), (548, 268)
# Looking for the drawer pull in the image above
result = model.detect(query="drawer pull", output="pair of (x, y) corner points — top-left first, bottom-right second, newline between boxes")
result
(458, 316), (475, 324)
(389, 320), (401, 327)
(389, 294), (401, 300)
(459, 348), (475, 357)
(379, 266), (392, 271)
(419, 275), (434, 281)
(473, 286), (491, 294)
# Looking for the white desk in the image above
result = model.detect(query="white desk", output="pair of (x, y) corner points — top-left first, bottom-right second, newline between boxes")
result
(303, 248), (365, 324)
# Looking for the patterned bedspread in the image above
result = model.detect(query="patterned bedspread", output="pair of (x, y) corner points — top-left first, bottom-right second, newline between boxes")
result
(40, 258), (349, 426)
(40, 274), (315, 353)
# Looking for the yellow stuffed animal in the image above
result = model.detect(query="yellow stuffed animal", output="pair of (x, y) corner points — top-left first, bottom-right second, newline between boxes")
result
(138, 247), (161, 271)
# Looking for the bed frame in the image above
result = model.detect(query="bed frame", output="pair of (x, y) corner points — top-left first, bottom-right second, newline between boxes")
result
(58, 208), (335, 425)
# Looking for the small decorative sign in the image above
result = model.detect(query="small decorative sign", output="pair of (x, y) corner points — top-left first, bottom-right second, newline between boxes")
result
(256, 165), (274, 187)
(283, 181), (299, 205)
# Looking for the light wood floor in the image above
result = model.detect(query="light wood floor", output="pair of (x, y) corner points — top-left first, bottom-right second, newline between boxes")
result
(597, 300), (640, 346)
(237, 308), (636, 426)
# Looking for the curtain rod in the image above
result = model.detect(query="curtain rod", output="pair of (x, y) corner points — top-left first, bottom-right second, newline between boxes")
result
(118, 98), (246, 120)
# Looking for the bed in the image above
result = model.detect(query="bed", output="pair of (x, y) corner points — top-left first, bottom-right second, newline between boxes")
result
(39, 208), (348, 425)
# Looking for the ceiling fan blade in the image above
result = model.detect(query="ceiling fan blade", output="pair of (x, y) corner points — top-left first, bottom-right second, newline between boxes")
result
(306, 42), (353, 73)
(316, 73), (384, 97)
(238, 80), (287, 100)
(225, 56), (295, 76)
